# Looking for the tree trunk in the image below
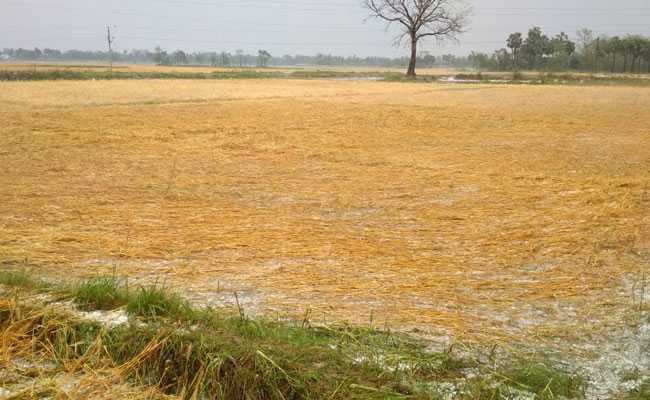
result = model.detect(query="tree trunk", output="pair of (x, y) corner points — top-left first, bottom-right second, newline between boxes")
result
(406, 36), (417, 78)
(623, 54), (628, 73)
(611, 53), (616, 73)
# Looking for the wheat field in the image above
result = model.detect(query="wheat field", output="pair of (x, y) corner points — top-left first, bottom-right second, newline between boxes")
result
(1, 79), (649, 344)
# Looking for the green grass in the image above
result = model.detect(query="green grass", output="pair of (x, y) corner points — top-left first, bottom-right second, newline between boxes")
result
(70, 276), (197, 321)
(0, 270), (43, 288)
(125, 285), (195, 321)
(499, 357), (585, 399)
(71, 276), (130, 311)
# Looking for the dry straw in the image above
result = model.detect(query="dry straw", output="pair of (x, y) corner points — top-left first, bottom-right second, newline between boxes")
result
(0, 79), (649, 344)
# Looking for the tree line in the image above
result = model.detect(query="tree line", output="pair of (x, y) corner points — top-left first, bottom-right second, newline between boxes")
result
(2, 29), (648, 73)
(0, 47), (276, 68)
(0, 47), (443, 68)
(469, 28), (650, 73)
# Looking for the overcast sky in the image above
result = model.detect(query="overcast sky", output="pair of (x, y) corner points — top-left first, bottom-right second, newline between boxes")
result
(2, 0), (649, 57)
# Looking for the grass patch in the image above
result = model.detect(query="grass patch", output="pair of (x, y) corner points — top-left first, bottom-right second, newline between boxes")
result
(125, 285), (195, 321)
(459, 358), (585, 400)
(71, 276), (195, 319)
(500, 357), (585, 399)
(71, 276), (130, 311)
(0, 270), (43, 288)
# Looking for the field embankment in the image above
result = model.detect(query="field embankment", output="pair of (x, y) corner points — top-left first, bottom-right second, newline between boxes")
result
(0, 272), (593, 399)
(2, 63), (650, 85)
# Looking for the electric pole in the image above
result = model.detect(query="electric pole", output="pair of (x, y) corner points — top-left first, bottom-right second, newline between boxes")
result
(594, 36), (600, 73)
(107, 25), (115, 72)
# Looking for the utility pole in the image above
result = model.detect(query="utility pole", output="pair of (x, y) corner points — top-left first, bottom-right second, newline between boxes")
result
(107, 25), (115, 72)
(594, 36), (600, 73)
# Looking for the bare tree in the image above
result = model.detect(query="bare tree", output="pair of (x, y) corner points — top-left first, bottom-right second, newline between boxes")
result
(363, 0), (470, 77)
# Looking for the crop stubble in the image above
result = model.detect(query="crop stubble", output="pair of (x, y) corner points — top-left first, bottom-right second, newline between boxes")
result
(1, 79), (649, 343)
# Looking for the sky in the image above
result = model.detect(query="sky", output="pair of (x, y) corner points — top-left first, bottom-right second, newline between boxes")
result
(2, 0), (649, 57)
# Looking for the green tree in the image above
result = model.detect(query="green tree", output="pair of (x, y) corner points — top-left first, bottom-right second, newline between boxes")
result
(643, 38), (650, 74)
(194, 52), (207, 65)
(468, 51), (491, 70)
(153, 46), (168, 65)
(629, 35), (646, 73)
(549, 32), (575, 70)
(621, 36), (636, 73)
(493, 48), (511, 71)
(257, 50), (271, 67)
(521, 27), (552, 70)
(507, 32), (523, 70)
(173, 50), (187, 65)
(219, 52), (229, 67)
(418, 51), (436, 68)
(576, 28), (596, 71)
(236, 49), (244, 67)
(606, 36), (623, 73)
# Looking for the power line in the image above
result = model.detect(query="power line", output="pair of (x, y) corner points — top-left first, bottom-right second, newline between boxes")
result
(2, 0), (648, 54)
(5, 0), (650, 15)
(3, 20), (648, 36)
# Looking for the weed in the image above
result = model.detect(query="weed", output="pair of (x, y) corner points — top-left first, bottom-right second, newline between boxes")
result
(71, 276), (130, 311)
(126, 285), (194, 320)
(0, 270), (42, 288)
(500, 357), (585, 399)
